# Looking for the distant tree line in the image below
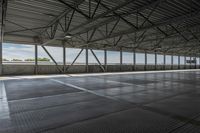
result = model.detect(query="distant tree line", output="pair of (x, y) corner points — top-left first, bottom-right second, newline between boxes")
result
(3, 58), (50, 62)
(25, 58), (50, 61)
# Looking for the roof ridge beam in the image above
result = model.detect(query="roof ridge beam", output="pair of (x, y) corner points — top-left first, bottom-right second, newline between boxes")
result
(73, 0), (165, 35)
(89, 10), (200, 43)
(68, 0), (137, 32)
(39, 0), (85, 35)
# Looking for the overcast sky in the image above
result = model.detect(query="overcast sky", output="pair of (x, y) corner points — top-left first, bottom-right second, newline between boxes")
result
(3, 43), (195, 65)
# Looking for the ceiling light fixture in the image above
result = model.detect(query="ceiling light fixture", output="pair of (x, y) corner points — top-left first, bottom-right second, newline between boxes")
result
(64, 33), (72, 39)
(65, 35), (72, 39)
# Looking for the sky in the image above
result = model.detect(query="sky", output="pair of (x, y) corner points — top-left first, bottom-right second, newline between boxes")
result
(2, 43), (198, 65)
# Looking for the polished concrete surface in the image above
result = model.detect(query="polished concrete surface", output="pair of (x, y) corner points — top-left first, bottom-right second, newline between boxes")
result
(1, 70), (200, 133)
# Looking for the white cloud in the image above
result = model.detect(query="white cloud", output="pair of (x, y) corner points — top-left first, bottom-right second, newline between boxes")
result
(3, 43), (34, 60)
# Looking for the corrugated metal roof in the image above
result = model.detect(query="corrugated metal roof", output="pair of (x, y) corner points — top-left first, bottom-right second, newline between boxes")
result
(2, 0), (200, 56)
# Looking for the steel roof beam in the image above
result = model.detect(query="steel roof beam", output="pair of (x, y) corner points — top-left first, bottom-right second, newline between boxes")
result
(138, 12), (168, 37)
(57, 0), (90, 19)
(169, 24), (189, 41)
(89, 10), (200, 43)
(121, 24), (200, 45)
(73, 0), (165, 35)
(39, 0), (85, 35)
(97, 1), (138, 30)
(68, 0), (137, 32)
(5, 26), (50, 34)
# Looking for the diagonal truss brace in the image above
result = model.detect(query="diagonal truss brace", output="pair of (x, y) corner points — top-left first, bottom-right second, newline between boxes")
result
(66, 49), (84, 71)
(90, 49), (105, 72)
(41, 46), (64, 73)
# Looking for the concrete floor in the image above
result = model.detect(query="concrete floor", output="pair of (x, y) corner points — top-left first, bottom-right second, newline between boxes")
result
(1, 70), (200, 133)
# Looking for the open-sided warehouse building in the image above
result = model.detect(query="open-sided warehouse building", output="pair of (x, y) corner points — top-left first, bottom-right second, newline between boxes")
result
(1, 0), (200, 133)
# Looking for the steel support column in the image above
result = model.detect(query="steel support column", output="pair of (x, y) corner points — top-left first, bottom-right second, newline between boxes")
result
(195, 55), (197, 69)
(120, 48), (122, 71)
(63, 42), (66, 73)
(184, 56), (186, 69)
(104, 49), (107, 72)
(133, 50), (136, 71)
(199, 56), (200, 69)
(155, 51), (157, 70)
(145, 51), (147, 71)
(163, 53), (166, 70)
(178, 55), (180, 69)
(193, 56), (195, 69)
(35, 44), (38, 74)
(0, 0), (7, 75)
(171, 54), (173, 70)
(86, 45), (89, 72)
(190, 56), (192, 69)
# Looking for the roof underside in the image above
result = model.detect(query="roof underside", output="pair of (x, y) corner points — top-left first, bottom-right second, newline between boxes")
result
(2, 0), (200, 56)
